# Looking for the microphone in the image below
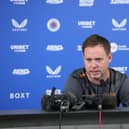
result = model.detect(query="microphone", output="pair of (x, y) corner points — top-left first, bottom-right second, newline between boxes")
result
(49, 87), (56, 103)
(102, 95), (117, 109)
(65, 91), (88, 111)
(98, 80), (117, 109)
(41, 87), (57, 111)
(65, 91), (78, 105)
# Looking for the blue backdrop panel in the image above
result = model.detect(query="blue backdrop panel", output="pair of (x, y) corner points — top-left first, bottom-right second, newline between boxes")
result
(0, 0), (129, 110)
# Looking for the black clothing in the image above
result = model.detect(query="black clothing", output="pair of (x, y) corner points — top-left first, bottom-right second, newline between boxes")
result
(64, 68), (129, 107)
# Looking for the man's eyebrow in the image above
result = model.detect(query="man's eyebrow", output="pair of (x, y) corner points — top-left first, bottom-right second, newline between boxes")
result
(85, 57), (103, 59)
(95, 58), (103, 59)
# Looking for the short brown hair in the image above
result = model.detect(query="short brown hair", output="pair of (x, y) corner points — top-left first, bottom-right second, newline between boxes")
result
(82, 34), (111, 55)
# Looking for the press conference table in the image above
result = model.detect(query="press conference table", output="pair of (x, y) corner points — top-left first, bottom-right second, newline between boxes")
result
(0, 108), (129, 129)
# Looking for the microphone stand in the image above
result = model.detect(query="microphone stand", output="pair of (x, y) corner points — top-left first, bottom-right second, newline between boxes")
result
(98, 104), (103, 129)
(59, 107), (63, 129)
(97, 80), (105, 129)
(58, 100), (70, 129)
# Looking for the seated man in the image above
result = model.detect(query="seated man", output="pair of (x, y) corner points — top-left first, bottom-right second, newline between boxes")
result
(64, 34), (129, 108)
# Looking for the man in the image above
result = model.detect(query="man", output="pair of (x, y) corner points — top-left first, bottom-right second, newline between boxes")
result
(64, 34), (129, 108)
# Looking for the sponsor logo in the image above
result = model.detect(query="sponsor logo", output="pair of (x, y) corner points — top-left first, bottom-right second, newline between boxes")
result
(10, 92), (30, 99)
(111, 42), (118, 53)
(10, 44), (29, 52)
(112, 66), (128, 73)
(76, 45), (82, 51)
(45, 89), (61, 95)
(11, 18), (28, 31)
(46, 0), (63, 4)
(78, 20), (96, 28)
(111, 42), (129, 53)
(12, 68), (30, 75)
(46, 65), (62, 78)
(10, 0), (28, 5)
(110, 0), (129, 4)
(112, 18), (127, 31)
(47, 18), (60, 32)
(46, 45), (64, 51)
(79, 0), (94, 7)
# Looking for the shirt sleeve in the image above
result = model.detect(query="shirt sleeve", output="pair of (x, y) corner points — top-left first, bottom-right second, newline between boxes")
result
(64, 74), (83, 101)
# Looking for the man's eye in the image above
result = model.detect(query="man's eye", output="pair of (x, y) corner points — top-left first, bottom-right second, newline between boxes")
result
(86, 59), (92, 62)
(96, 58), (103, 62)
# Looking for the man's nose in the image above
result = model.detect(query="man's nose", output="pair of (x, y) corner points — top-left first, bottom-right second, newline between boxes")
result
(90, 60), (98, 68)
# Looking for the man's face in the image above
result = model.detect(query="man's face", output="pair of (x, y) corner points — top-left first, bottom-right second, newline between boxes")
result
(83, 45), (112, 81)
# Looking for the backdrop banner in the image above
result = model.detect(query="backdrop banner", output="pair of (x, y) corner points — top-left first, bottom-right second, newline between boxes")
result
(0, 0), (129, 110)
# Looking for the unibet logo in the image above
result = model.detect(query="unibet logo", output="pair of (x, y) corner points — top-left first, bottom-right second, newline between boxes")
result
(10, 44), (29, 52)
(78, 20), (96, 28)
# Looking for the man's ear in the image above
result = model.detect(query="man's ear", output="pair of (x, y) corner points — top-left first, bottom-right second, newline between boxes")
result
(108, 52), (112, 63)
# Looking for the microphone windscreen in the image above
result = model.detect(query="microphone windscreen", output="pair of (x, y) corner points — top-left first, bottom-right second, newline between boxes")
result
(50, 87), (56, 96)
(65, 91), (77, 105)
(102, 95), (117, 109)
(41, 95), (51, 111)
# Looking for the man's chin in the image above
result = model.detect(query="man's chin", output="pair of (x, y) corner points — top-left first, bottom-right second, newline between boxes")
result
(90, 75), (101, 80)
